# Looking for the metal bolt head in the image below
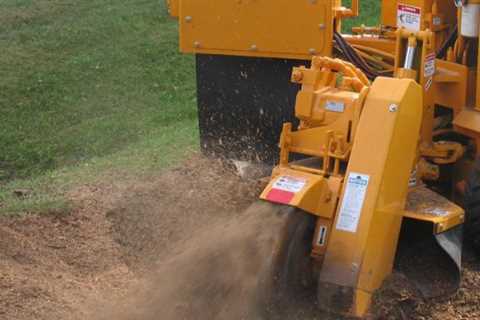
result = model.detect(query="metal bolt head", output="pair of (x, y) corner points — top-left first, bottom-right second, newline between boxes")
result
(309, 48), (316, 55)
(250, 44), (258, 51)
(292, 70), (304, 82)
(389, 104), (398, 112)
(351, 263), (359, 273)
(318, 23), (326, 29)
(185, 16), (192, 22)
(193, 41), (200, 48)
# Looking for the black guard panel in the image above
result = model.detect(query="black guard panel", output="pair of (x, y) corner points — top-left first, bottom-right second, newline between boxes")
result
(196, 54), (307, 163)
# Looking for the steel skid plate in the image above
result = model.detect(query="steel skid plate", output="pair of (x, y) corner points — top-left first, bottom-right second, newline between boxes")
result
(397, 186), (464, 298)
(179, 0), (333, 59)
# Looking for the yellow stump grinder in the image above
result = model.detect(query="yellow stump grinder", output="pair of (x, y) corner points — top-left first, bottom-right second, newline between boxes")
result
(169, 0), (480, 317)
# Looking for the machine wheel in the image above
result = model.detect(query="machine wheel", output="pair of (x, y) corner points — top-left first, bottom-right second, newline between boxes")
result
(256, 207), (317, 315)
(465, 159), (480, 251)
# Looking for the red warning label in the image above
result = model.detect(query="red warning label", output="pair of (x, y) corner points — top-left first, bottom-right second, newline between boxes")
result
(397, 4), (421, 31)
(266, 189), (295, 204)
(266, 176), (306, 205)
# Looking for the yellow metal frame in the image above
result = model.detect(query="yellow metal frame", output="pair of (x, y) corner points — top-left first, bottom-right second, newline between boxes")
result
(166, 0), (179, 17)
(260, 167), (339, 218)
(174, 0), (334, 60)
(260, 56), (466, 318)
(168, 0), (480, 142)
(404, 185), (465, 234)
(170, 1), (478, 317)
(260, 57), (433, 317)
(317, 77), (424, 317)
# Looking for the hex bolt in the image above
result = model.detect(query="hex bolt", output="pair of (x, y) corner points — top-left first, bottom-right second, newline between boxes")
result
(324, 191), (332, 202)
(351, 263), (359, 273)
(389, 104), (399, 112)
(185, 16), (192, 22)
(292, 70), (304, 82)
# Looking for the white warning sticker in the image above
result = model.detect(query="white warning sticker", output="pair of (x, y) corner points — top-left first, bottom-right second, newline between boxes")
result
(425, 77), (433, 91)
(336, 173), (370, 233)
(424, 53), (436, 78)
(272, 176), (306, 193)
(325, 101), (345, 113)
(397, 4), (421, 31)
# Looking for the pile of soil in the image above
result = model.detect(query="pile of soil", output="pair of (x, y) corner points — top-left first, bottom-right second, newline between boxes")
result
(372, 252), (480, 320)
(105, 156), (263, 271)
(2, 154), (480, 319)
(99, 202), (290, 320)
(0, 154), (262, 320)
(0, 182), (135, 320)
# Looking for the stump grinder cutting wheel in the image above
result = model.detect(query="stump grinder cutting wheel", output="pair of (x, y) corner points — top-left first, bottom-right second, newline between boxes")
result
(257, 56), (463, 317)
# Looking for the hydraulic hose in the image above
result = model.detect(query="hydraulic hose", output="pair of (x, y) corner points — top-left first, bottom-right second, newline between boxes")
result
(333, 31), (385, 80)
(437, 25), (458, 59)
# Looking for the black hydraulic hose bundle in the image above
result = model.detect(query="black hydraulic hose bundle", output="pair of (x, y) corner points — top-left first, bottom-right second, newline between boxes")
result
(334, 24), (459, 80)
(437, 25), (458, 59)
(333, 31), (383, 80)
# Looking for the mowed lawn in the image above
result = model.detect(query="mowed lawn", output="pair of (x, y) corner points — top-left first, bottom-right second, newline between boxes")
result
(0, 0), (379, 214)
(0, 0), (197, 213)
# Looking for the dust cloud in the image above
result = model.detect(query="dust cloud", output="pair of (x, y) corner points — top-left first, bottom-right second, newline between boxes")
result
(97, 202), (290, 320)
(92, 153), (337, 320)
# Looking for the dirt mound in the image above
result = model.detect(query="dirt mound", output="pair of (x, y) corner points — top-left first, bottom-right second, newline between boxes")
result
(370, 273), (422, 319)
(99, 203), (347, 320)
(106, 156), (262, 271)
(4, 154), (480, 319)
(371, 252), (480, 320)
(0, 154), (263, 320)
(98, 202), (286, 320)
(0, 186), (135, 320)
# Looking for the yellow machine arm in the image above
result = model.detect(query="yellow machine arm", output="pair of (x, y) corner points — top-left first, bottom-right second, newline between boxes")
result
(167, 1), (473, 317)
(260, 57), (462, 317)
(316, 76), (423, 316)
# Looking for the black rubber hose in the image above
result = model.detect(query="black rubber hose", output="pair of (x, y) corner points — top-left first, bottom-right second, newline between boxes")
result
(334, 31), (380, 80)
(335, 32), (378, 79)
(436, 25), (458, 59)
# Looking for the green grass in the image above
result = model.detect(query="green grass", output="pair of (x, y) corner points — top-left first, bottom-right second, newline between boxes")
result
(0, 0), (196, 179)
(0, 0), (379, 215)
(0, 0), (198, 214)
(342, 0), (381, 32)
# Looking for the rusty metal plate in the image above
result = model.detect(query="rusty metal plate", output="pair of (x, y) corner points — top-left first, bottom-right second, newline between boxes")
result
(405, 186), (461, 217)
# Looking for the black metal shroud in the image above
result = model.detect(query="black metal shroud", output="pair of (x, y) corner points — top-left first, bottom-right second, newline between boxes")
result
(195, 54), (307, 163)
